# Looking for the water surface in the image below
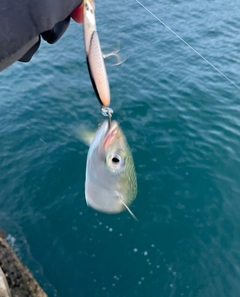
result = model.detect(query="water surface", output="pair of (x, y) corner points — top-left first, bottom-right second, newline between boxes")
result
(1, 0), (240, 296)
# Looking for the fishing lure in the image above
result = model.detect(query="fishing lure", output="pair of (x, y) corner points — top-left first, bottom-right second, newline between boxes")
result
(83, 0), (123, 107)
(83, 0), (110, 107)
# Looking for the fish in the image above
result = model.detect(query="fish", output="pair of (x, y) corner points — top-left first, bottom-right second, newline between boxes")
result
(82, 120), (138, 219)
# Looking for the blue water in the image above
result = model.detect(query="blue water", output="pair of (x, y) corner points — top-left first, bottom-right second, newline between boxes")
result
(1, 0), (240, 296)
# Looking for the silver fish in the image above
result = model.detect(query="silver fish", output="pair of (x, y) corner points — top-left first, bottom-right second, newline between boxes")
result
(84, 120), (138, 219)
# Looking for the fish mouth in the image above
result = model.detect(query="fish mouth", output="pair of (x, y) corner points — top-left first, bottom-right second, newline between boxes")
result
(103, 121), (119, 149)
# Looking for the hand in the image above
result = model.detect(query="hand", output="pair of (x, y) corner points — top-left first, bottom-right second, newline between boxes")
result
(0, 0), (84, 71)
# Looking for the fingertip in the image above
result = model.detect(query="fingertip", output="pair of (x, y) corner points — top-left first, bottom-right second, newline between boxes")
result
(71, 4), (84, 23)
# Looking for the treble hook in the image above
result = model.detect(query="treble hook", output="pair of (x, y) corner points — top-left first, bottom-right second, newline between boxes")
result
(102, 42), (126, 66)
(102, 106), (114, 128)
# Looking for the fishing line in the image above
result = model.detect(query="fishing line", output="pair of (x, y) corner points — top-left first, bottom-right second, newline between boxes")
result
(135, 0), (240, 91)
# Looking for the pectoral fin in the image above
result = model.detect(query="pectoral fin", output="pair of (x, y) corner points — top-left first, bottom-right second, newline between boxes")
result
(75, 128), (96, 146)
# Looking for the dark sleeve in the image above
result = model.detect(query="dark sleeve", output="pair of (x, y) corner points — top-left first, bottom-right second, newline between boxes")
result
(0, 0), (82, 71)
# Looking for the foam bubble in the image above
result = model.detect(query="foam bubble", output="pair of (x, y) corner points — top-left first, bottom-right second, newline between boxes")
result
(6, 234), (16, 247)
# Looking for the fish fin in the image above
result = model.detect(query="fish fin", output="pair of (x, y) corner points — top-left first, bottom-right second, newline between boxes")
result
(119, 198), (139, 221)
(75, 128), (96, 146)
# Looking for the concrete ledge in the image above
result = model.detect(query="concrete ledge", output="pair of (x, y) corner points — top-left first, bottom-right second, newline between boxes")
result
(0, 231), (47, 297)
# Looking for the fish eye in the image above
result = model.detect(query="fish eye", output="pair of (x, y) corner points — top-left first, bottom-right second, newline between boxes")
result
(107, 152), (125, 170)
(112, 155), (120, 163)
